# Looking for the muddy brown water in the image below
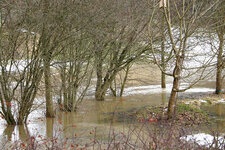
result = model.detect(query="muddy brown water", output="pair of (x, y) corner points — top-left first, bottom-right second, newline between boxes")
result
(0, 81), (224, 144)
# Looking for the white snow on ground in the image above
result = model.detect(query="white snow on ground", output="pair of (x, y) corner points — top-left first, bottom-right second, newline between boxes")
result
(199, 100), (208, 103)
(215, 99), (225, 104)
(122, 84), (171, 96)
(83, 83), (215, 98)
(120, 83), (214, 97)
(184, 88), (215, 93)
(180, 133), (225, 149)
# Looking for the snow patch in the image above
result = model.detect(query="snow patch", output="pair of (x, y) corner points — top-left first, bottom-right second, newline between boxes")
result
(122, 84), (214, 96)
(180, 133), (225, 149)
(215, 99), (225, 104)
(199, 100), (207, 103)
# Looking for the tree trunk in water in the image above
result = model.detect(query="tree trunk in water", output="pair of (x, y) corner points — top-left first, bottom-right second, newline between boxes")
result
(44, 59), (55, 118)
(0, 92), (16, 125)
(19, 125), (29, 142)
(17, 116), (25, 125)
(3, 126), (15, 141)
(120, 65), (130, 97)
(96, 84), (108, 101)
(216, 34), (224, 94)
(96, 76), (115, 101)
(110, 81), (117, 97)
(95, 58), (104, 100)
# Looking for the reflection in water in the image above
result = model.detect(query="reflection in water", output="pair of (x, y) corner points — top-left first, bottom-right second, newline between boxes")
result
(215, 120), (225, 133)
(3, 126), (15, 141)
(161, 91), (167, 106)
(201, 103), (225, 133)
(19, 125), (29, 142)
(95, 99), (122, 123)
(46, 118), (54, 138)
(216, 104), (223, 116)
(201, 104), (225, 117)
(63, 112), (75, 137)
(3, 125), (30, 142)
(0, 82), (224, 142)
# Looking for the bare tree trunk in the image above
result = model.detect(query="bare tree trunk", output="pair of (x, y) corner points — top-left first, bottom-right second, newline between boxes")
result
(0, 81), (16, 125)
(96, 83), (109, 101)
(44, 58), (55, 118)
(216, 33), (224, 94)
(167, 56), (183, 119)
(167, 77), (179, 119)
(161, 45), (166, 88)
(61, 65), (68, 110)
(6, 106), (16, 125)
(96, 74), (115, 100)
(95, 50), (104, 100)
(41, 0), (55, 118)
(161, 9), (166, 89)
(120, 65), (130, 97)
(110, 80), (117, 97)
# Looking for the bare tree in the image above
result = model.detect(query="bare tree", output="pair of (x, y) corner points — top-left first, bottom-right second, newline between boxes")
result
(109, 63), (133, 97)
(148, 0), (219, 119)
(87, 0), (150, 101)
(214, 1), (225, 94)
(58, 33), (94, 112)
(0, 0), (43, 125)
(28, 0), (77, 117)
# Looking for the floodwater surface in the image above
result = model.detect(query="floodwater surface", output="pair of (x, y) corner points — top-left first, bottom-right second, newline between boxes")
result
(0, 81), (224, 145)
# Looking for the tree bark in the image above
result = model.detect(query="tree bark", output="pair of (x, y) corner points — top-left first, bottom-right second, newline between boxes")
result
(96, 73), (116, 100)
(167, 56), (183, 119)
(95, 58), (104, 100)
(161, 49), (166, 88)
(61, 65), (68, 110)
(44, 58), (55, 118)
(120, 65), (130, 97)
(161, 8), (166, 89)
(167, 77), (179, 119)
(216, 33), (224, 94)
(96, 83), (109, 101)
(0, 93), (16, 125)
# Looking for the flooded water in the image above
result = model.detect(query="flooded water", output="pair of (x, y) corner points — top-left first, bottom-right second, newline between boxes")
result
(0, 81), (224, 145)
(201, 103), (225, 133)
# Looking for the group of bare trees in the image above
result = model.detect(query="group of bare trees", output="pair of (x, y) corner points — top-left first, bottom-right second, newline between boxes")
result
(0, 0), (152, 125)
(0, 0), (224, 125)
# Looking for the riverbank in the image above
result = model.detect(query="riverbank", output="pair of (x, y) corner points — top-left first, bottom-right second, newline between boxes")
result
(134, 93), (225, 125)
(180, 93), (225, 106)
